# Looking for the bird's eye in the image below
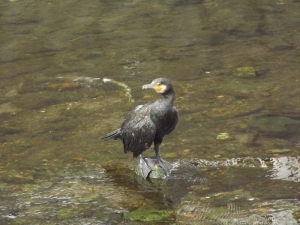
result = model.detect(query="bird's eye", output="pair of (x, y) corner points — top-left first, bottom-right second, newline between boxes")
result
(156, 82), (161, 86)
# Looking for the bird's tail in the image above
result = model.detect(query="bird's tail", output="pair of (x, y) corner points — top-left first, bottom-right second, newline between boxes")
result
(102, 129), (122, 140)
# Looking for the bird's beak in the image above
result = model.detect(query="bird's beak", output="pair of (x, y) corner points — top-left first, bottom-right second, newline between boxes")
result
(142, 83), (155, 90)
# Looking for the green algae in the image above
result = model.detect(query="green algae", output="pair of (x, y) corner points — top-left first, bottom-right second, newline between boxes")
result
(293, 209), (300, 221)
(58, 207), (79, 219)
(216, 132), (230, 140)
(149, 164), (166, 178)
(234, 67), (256, 78)
(267, 149), (293, 154)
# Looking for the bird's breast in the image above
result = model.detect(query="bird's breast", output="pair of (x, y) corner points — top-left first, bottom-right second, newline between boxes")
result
(151, 106), (177, 134)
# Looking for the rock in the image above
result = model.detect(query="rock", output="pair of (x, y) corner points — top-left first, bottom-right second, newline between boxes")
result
(259, 90), (272, 97)
(293, 209), (300, 221)
(234, 133), (257, 146)
(0, 102), (21, 115)
(124, 207), (172, 222)
(253, 116), (300, 138)
(267, 149), (293, 154)
(233, 67), (256, 78)
(216, 133), (230, 140)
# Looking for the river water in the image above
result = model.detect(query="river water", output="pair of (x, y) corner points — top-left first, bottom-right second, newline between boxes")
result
(0, 0), (300, 224)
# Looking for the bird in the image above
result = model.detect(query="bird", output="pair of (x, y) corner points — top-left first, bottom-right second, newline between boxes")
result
(103, 78), (178, 178)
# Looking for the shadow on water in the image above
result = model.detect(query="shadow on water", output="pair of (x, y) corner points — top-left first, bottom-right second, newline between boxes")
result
(1, 0), (300, 224)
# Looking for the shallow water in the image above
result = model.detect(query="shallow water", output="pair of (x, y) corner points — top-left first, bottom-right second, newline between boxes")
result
(1, 0), (300, 224)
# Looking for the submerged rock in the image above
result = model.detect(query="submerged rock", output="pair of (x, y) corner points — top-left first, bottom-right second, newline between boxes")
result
(253, 116), (300, 138)
(216, 132), (230, 140)
(0, 102), (20, 115)
(234, 67), (256, 78)
(293, 209), (300, 221)
(234, 133), (257, 146)
(267, 149), (293, 154)
(124, 207), (172, 222)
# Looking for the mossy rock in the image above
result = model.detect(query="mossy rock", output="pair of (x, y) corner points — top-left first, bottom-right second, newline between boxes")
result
(58, 207), (80, 219)
(135, 163), (170, 179)
(267, 149), (292, 154)
(124, 207), (172, 222)
(216, 132), (230, 140)
(293, 209), (300, 221)
(234, 67), (256, 78)
(254, 117), (300, 138)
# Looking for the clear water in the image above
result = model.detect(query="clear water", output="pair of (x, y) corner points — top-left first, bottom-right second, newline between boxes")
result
(0, 0), (300, 224)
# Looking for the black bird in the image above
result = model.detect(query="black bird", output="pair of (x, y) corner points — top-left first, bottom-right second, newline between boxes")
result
(103, 78), (178, 178)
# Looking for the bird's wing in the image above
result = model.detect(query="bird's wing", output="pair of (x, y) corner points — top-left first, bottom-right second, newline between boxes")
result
(121, 104), (155, 157)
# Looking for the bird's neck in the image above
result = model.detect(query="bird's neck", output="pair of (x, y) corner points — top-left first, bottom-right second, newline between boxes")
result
(162, 90), (175, 104)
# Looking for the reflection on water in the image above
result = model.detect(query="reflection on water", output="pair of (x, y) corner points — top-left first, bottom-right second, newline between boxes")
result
(270, 157), (300, 182)
(1, 0), (300, 224)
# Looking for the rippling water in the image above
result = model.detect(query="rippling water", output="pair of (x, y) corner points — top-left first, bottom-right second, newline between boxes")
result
(1, 0), (300, 224)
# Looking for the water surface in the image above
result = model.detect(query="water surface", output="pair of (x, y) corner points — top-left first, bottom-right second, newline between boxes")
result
(1, 0), (300, 224)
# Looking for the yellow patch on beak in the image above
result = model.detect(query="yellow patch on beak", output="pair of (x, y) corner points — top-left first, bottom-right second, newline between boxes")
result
(155, 85), (162, 92)
(154, 83), (167, 93)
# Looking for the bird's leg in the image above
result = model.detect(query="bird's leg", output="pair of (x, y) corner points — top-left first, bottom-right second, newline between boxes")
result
(138, 139), (171, 178)
(154, 139), (162, 159)
(154, 139), (170, 175)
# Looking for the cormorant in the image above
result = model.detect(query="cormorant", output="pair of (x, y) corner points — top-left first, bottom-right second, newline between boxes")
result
(103, 78), (178, 178)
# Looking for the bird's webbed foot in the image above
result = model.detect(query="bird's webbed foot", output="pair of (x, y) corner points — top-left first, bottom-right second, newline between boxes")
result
(157, 158), (171, 175)
(139, 156), (171, 179)
(139, 156), (152, 178)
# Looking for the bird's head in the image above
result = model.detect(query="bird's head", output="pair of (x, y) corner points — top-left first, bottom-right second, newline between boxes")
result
(142, 78), (174, 95)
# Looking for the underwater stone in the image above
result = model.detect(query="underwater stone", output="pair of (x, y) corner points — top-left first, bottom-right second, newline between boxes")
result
(124, 207), (171, 222)
(259, 90), (272, 97)
(216, 133), (230, 140)
(267, 149), (293, 154)
(293, 209), (300, 221)
(253, 117), (300, 138)
(234, 67), (256, 78)
(226, 145), (240, 152)
(0, 103), (20, 115)
(234, 133), (257, 146)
